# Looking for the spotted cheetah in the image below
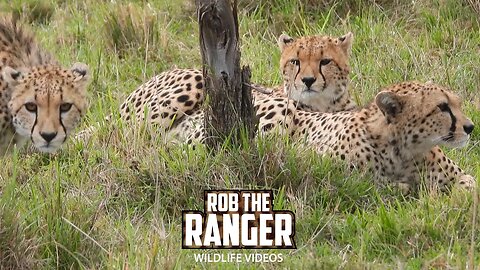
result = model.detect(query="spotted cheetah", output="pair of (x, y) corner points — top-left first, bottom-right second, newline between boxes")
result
(292, 82), (475, 190)
(118, 32), (356, 128)
(170, 82), (476, 191)
(75, 33), (355, 141)
(0, 16), (90, 154)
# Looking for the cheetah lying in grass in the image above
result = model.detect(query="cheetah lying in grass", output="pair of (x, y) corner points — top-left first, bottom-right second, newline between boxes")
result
(168, 82), (476, 191)
(118, 32), (356, 126)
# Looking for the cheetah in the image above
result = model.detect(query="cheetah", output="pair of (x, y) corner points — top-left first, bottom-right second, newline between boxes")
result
(75, 33), (355, 140)
(0, 16), (90, 154)
(170, 82), (476, 192)
(117, 32), (356, 128)
(292, 81), (475, 191)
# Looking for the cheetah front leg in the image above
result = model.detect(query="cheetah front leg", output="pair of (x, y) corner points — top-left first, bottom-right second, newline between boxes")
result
(424, 146), (476, 190)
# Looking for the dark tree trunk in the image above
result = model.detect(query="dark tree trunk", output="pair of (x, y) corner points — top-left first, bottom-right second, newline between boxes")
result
(196, 0), (257, 149)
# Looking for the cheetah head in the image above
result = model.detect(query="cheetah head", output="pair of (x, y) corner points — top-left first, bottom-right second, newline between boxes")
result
(376, 82), (474, 152)
(3, 63), (90, 153)
(278, 32), (353, 108)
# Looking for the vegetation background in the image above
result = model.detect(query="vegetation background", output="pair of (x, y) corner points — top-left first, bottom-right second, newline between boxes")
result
(0, 0), (479, 269)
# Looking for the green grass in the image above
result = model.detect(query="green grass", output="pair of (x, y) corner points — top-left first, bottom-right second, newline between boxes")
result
(0, 0), (479, 269)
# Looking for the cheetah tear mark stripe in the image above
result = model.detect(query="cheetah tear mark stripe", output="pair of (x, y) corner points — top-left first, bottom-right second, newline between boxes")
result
(59, 111), (67, 143)
(444, 104), (457, 134)
(318, 60), (328, 91)
(292, 51), (302, 93)
(293, 64), (301, 88)
(30, 94), (38, 142)
(59, 93), (68, 142)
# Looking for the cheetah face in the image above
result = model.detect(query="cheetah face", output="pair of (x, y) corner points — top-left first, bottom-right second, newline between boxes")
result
(376, 82), (474, 152)
(432, 101), (474, 148)
(3, 63), (90, 153)
(278, 33), (352, 108)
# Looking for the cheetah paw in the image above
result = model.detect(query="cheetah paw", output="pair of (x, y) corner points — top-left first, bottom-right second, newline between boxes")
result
(74, 125), (97, 142)
(457, 175), (476, 189)
(395, 182), (412, 195)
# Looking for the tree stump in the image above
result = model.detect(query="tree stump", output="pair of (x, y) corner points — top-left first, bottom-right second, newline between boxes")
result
(196, 0), (257, 149)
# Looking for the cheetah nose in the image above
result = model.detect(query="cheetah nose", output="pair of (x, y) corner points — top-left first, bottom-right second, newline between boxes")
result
(40, 132), (57, 143)
(301, 77), (316, 89)
(463, 124), (474, 135)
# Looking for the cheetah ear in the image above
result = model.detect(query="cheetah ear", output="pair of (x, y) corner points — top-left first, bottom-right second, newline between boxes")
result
(2, 66), (23, 86)
(278, 33), (295, 52)
(375, 91), (403, 119)
(338, 32), (353, 55)
(70, 62), (90, 87)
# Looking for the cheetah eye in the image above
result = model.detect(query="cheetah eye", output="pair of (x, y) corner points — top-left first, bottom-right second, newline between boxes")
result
(289, 59), (300, 66)
(60, 103), (73, 112)
(437, 102), (449, 112)
(24, 102), (37, 112)
(320, 59), (332, 66)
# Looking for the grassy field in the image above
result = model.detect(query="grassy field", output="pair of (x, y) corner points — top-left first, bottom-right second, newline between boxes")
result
(1, 0), (479, 269)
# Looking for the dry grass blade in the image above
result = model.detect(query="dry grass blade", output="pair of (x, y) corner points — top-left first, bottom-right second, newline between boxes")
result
(7, 2), (55, 24)
(104, 3), (159, 58)
(0, 210), (40, 270)
(465, 0), (480, 14)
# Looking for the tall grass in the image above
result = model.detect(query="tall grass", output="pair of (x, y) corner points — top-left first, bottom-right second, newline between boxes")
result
(1, 0), (55, 25)
(104, 3), (160, 58)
